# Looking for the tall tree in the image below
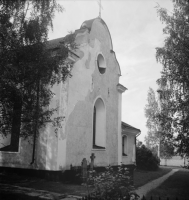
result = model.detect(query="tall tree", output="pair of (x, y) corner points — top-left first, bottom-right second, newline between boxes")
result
(156, 0), (189, 156)
(144, 88), (160, 148)
(160, 141), (174, 159)
(144, 87), (174, 159)
(0, 0), (75, 152)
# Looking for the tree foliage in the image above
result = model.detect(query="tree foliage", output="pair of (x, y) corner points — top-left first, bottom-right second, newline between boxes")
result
(144, 88), (175, 159)
(0, 0), (75, 151)
(160, 141), (175, 159)
(136, 144), (160, 171)
(156, 0), (189, 156)
(144, 88), (160, 147)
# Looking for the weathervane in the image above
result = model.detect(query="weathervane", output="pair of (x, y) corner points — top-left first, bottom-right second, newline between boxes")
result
(97, 0), (103, 18)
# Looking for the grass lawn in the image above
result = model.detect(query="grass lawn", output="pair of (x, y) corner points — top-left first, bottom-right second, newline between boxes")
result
(0, 166), (173, 197)
(0, 171), (92, 196)
(0, 193), (42, 200)
(146, 168), (189, 200)
(17, 180), (92, 196)
(134, 166), (172, 188)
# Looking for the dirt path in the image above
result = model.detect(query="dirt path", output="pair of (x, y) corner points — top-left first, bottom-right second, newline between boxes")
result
(134, 168), (179, 199)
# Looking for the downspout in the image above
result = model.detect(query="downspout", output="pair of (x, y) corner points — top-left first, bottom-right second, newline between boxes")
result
(135, 131), (141, 165)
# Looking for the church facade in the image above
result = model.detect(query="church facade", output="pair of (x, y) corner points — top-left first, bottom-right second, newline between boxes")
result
(0, 18), (140, 172)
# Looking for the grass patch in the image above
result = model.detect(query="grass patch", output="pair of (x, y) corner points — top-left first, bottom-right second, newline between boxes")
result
(134, 166), (172, 188)
(0, 172), (91, 196)
(16, 180), (91, 196)
(0, 166), (174, 197)
(146, 168), (189, 200)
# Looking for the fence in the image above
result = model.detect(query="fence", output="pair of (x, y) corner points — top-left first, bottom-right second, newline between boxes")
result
(141, 196), (187, 200)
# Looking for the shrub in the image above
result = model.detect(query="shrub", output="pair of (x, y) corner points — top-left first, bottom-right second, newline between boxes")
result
(136, 145), (160, 170)
(87, 165), (135, 199)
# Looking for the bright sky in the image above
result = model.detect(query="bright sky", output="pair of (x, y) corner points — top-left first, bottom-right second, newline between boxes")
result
(49, 0), (173, 142)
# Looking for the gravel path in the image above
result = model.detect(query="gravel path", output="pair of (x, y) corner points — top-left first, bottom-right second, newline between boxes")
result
(134, 168), (179, 199)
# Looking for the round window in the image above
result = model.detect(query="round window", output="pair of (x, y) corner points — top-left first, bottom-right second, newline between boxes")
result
(97, 54), (106, 74)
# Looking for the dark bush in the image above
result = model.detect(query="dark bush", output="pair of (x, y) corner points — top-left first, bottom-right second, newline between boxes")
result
(136, 145), (160, 170)
(87, 165), (134, 199)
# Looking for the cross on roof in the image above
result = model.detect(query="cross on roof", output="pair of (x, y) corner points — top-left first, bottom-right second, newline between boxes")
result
(97, 0), (103, 18)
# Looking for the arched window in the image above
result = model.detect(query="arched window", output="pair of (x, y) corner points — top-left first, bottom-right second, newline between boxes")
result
(122, 135), (127, 156)
(93, 98), (106, 149)
(97, 54), (106, 74)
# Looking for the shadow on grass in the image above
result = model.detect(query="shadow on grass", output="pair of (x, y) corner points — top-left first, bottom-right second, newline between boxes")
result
(0, 172), (90, 196)
(146, 168), (189, 199)
(134, 166), (173, 188)
(0, 193), (42, 200)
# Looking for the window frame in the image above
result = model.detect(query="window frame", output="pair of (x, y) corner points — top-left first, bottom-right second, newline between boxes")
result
(122, 135), (128, 156)
(96, 53), (106, 74)
(92, 98), (106, 150)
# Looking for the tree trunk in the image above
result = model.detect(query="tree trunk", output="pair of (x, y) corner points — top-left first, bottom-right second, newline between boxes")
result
(31, 79), (40, 165)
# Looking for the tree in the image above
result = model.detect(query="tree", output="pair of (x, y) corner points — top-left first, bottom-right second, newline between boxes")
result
(144, 87), (175, 159)
(136, 139), (143, 148)
(0, 0), (75, 153)
(156, 0), (189, 156)
(160, 141), (174, 159)
(136, 144), (160, 171)
(144, 88), (160, 148)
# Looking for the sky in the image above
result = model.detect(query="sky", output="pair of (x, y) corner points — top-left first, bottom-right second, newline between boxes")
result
(48, 0), (173, 142)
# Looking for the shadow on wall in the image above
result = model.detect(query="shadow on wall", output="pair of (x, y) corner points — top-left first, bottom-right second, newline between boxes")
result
(0, 124), (58, 180)
(0, 137), (33, 168)
(0, 129), (60, 181)
(35, 124), (59, 171)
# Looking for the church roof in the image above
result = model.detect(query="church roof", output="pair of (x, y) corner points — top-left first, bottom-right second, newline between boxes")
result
(47, 37), (65, 49)
(46, 18), (99, 49)
(122, 121), (141, 133)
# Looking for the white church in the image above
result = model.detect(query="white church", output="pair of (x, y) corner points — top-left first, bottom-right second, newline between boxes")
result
(0, 18), (140, 174)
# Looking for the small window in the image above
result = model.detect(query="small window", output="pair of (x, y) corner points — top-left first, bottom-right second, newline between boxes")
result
(0, 134), (20, 152)
(0, 100), (21, 152)
(93, 98), (106, 149)
(122, 135), (127, 156)
(97, 54), (106, 74)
